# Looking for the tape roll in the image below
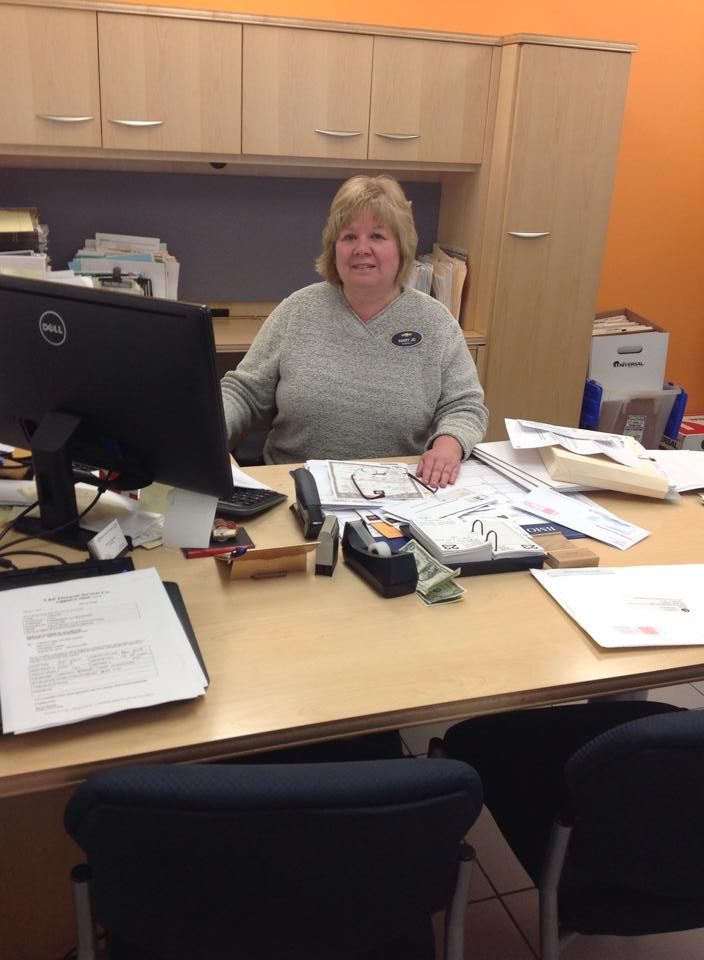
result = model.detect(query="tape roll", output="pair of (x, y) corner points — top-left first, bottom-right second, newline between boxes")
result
(370, 541), (392, 558)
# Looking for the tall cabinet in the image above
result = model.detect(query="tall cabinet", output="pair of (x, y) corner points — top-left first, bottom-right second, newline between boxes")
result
(439, 38), (632, 438)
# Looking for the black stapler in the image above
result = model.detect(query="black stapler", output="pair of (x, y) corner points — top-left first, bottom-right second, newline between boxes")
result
(342, 521), (418, 599)
(289, 467), (325, 540)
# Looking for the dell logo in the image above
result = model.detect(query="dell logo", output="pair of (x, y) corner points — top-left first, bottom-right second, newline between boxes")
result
(39, 310), (67, 346)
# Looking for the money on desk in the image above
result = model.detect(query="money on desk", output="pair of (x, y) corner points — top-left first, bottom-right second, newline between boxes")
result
(399, 539), (465, 605)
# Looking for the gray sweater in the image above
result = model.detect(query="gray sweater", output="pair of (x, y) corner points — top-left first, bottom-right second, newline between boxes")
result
(221, 282), (488, 464)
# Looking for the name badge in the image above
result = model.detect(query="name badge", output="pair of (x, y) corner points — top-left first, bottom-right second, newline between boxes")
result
(391, 331), (423, 347)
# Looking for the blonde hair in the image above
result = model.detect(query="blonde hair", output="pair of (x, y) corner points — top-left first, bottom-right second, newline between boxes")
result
(315, 175), (418, 287)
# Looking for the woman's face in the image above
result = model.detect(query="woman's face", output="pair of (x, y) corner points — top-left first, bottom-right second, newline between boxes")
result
(334, 208), (401, 298)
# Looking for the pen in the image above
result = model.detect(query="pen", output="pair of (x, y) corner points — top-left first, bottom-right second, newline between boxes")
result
(407, 470), (438, 493)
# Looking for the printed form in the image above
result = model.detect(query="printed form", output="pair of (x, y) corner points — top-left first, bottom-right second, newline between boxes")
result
(0, 568), (206, 734)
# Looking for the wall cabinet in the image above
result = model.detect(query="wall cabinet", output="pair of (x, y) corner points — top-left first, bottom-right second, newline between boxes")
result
(368, 37), (492, 164)
(0, 5), (101, 148)
(242, 26), (492, 164)
(242, 26), (373, 160)
(99, 14), (242, 155)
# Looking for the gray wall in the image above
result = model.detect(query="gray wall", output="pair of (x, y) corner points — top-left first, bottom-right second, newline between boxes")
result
(0, 169), (440, 301)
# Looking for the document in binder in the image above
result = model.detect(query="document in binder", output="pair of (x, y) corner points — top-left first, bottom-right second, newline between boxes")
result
(538, 438), (672, 499)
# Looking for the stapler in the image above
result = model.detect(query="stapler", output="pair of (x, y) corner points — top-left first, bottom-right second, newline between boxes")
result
(289, 467), (325, 540)
(342, 521), (418, 598)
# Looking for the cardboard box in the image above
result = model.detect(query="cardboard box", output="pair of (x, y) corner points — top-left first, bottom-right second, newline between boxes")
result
(589, 309), (669, 391)
(660, 418), (704, 451)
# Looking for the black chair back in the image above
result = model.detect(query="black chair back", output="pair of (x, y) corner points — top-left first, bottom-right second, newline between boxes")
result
(560, 709), (704, 932)
(65, 758), (482, 960)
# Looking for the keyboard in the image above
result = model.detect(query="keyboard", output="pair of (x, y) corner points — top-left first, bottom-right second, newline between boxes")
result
(0, 557), (135, 591)
(216, 485), (287, 519)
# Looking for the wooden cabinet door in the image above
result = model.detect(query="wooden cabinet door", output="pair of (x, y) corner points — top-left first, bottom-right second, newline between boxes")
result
(242, 26), (373, 160)
(482, 44), (631, 435)
(99, 14), (241, 154)
(368, 37), (492, 164)
(0, 6), (100, 148)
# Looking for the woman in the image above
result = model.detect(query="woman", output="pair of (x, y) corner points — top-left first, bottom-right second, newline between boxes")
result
(221, 175), (488, 488)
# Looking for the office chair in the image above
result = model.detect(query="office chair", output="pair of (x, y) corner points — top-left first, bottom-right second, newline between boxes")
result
(65, 758), (483, 960)
(433, 701), (704, 959)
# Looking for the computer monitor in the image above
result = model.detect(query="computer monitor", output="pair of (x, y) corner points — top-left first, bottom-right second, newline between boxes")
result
(0, 274), (234, 549)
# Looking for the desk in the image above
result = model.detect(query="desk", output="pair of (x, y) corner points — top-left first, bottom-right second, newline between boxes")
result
(2, 465), (704, 799)
(1, 465), (704, 957)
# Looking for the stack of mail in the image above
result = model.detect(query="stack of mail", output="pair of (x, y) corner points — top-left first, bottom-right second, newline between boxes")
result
(69, 232), (180, 299)
(504, 419), (673, 499)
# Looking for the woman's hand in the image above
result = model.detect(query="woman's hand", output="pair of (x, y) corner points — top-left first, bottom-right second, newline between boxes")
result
(415, 435), (463, 489)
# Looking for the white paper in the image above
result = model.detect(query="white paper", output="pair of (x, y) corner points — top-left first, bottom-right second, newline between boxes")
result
(231, 465), (272, 490)
(389, 485), (497, 522)
(162, 487), (217, 548)
(517, 487), (649, 550)
(0, 568), (206, 733)
(532, 565), (704, 648)
(75, 258), (168, 298)
(328, 460), (429, 501)
(507, 418), (640, 467)
(646, 450), (704, 492)
(0, 479), (36, 505)
(472, 441), (594, 493)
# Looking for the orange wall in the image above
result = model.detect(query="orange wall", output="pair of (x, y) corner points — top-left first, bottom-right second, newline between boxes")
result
(131, 0), (704, 412)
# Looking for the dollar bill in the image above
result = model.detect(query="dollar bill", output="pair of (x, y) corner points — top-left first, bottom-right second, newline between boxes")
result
(417, 577), (466, 605)
(399, 538), (465, 603)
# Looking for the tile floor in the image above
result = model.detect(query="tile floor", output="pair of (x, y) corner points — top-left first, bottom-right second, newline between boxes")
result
(400, 682), (704, 959)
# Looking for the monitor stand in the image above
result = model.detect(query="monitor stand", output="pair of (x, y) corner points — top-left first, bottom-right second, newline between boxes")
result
(12, 411), (101, 553)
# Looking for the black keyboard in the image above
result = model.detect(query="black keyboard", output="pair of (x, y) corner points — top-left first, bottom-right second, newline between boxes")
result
(216, 485), (287, 519)
(0, 557), (135, 591)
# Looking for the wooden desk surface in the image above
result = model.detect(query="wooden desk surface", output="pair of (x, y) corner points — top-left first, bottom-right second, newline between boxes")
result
(1, 464), (703, 797)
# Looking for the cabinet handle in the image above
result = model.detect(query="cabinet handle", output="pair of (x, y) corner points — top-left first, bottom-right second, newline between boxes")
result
(109, 119), (165, 128)
(314, 129), (363, 138)
(508, 231), (551, 238)
(374, 132), (421, 140)
(36, 114), (94, 123)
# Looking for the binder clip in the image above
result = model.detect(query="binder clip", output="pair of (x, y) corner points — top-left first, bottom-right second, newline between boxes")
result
(342, 521), (417, 598)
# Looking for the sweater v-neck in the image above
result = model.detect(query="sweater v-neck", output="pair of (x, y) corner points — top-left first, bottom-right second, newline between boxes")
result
(339, 286), (407, 331)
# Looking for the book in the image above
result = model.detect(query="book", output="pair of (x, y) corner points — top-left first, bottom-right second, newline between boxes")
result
(539, 440), (671, 499)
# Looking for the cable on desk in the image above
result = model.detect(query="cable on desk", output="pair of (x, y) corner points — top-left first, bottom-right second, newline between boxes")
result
(0, 498), (39, 547)
(0, 488), (106, 556)
(0, 549), (69, 570)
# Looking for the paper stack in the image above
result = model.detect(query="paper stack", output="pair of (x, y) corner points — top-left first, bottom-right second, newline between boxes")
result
(472, 441), (592, 493)
(415, 243), (468, 320)
(69, 232), (180, 299)
(0, 208), (49, 279)
(500, 419), (674, 499)
(0, 568), (207, 734)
